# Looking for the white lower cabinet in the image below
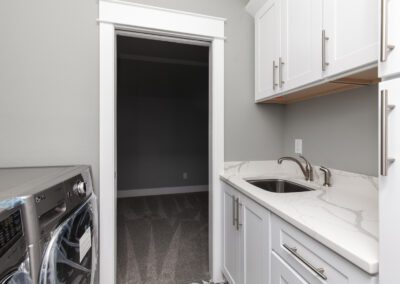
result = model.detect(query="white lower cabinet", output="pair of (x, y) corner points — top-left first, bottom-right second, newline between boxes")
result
(221, 181), (378, 284)
(222, 182), (270, 284)
(222, 182), (241, 284)
(241, 194), (270, 284)
(271, 215), (377, 284)
(271, 252), (307, 284)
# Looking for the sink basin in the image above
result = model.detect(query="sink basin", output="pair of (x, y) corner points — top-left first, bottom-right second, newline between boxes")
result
(246, 179), (313, 193)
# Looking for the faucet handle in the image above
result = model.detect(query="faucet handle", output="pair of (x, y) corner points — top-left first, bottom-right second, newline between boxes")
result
(299, 155), (313, 181)
(319, 166), (332, 187)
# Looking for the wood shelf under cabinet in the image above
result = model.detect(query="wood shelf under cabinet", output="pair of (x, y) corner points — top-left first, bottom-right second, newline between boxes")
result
(263, 68), (380, 104)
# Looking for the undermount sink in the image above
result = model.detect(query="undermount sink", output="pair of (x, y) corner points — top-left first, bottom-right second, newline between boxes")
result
(246, 179), (313, 193)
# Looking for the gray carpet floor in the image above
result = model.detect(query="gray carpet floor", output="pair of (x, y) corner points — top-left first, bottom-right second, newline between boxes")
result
(117, 192), (210, 284)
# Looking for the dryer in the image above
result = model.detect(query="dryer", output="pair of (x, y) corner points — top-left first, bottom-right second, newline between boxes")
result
(0, 203), (28, 284)
(0, 166), (98, 284)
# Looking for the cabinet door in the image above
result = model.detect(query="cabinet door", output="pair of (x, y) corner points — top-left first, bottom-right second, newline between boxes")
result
(323, 0), (378, 77)
(379, 78), (400, 284)
(280, 0), (322, 91)
(271, 252), (307, 284)
(222, 182), (241, 284)
(379, 0), (400, 78)
(241, 196), (270, 284)
(254, 0), (281, 101)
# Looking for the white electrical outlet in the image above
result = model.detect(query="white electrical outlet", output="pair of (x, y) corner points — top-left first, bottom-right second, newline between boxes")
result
(183, 172), (188, 180)
(295, 139), (303, 154)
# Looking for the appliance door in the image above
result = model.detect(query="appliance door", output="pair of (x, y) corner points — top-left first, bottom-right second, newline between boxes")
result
(3, 270), (32, 284)
(39, 195), (98, 284)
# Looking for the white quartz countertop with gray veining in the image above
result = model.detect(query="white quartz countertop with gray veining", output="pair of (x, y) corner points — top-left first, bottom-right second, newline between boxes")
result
(220, 161), (378, 274)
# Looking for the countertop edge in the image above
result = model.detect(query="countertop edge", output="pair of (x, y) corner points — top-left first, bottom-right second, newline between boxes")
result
(220, 174), (379, 275)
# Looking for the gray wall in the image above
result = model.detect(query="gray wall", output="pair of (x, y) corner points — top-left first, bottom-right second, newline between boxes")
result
(0, 0), (284, 192)
(0, 0), (100, 191)
(124, 0), (286, 161)
(117, 56), (209, 190)
(283, 86), (378, 176)
(0, 0), (378, 194)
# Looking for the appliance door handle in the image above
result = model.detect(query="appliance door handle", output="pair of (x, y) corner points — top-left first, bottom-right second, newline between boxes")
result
(322, 30), (329, 71)
(381, 90), (396, 176)
(283, 243), (327, 280)
(380, 0), (395, 62)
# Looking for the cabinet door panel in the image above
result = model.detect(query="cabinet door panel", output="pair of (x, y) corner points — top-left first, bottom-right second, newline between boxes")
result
(222, 183), (240, 283)
(323, 0), (378, 76)
(242, 197), (270, 284)
(271, 252), (307, 284)
(255, 0), (280, 101)
(379, 0), (400, 78)
(379, 78), (400, 284)
(281, 0), (322, 91)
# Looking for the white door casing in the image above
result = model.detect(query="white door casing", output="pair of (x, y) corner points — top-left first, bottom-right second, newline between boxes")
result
(99, 1), (225, 283)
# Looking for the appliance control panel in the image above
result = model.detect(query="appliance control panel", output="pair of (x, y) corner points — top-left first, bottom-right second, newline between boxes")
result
(65, 174), (91, 213)
(0, 209), (23, 258)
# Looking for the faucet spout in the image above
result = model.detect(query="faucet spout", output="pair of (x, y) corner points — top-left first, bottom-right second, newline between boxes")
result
(277, 156), (314, 181)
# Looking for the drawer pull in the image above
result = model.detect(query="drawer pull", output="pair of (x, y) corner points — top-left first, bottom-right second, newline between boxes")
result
(283, 243), (328, 280)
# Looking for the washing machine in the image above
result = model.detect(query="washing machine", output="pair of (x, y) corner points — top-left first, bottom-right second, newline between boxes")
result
(0, 202), (29, 284)
(0, 166), (98, 284)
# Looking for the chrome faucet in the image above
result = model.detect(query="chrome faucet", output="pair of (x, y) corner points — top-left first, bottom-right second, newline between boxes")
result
(277, 155), (314, 181)
(319, 166), (332, 187)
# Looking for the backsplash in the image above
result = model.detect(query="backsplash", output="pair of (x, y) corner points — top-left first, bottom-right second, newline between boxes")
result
(223, 160), (378, 192)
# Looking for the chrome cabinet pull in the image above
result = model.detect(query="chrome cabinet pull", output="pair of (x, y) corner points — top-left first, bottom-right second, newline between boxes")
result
(283, 243), (327, 280)
(279, 57), (285, 88)
(381, 90), (396, 176)
(232, 195), (236, 227)
(380, 0), (395, 62)
(272, 60), (278, 90)
(322, 30), (329, 71)
(236, 198), (242, 231)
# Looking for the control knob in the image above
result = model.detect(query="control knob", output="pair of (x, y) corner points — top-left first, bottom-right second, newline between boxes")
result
(73, 181), (87, 197)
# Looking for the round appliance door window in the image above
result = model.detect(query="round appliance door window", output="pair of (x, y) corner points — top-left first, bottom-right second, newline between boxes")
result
(39, 195), (98, 284)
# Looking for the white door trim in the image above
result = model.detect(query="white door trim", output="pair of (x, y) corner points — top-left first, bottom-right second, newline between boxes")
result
(99, 1), (225, 283)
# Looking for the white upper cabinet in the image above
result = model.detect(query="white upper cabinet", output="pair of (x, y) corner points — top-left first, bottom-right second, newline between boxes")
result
(254, 0), (281, 101)
(248, 0), (378, 102)
(323, 0), (378, 77)
(280, 0), (323, 91)
(379, 0), (400, 78)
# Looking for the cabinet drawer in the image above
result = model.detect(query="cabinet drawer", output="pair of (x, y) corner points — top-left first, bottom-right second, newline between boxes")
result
(272, 251), (307, 284)
(271, 215), (376, 284)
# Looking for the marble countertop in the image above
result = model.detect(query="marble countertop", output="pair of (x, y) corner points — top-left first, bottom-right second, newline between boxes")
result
(220, 161), (378, 274)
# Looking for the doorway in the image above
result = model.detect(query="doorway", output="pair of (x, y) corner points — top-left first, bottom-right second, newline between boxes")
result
(116, 34), (210, 283)
(98, 2), (225, 283)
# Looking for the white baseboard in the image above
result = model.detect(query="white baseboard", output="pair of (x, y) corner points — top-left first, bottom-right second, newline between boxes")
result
(117, 184), (209, 198)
